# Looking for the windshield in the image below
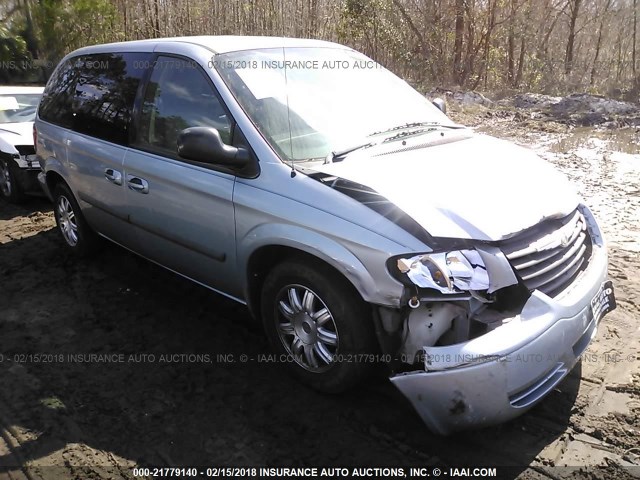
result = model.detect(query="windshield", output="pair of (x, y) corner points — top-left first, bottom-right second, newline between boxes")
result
(0, 93), (42, 124)
(215, 47), (451, 161)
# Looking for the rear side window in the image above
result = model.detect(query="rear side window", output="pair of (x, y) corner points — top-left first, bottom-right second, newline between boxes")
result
(71, 53), (151, 144)
(136, 56), (232, 154)
(39, 52), (151, 145)
(39, 59), (78, 129)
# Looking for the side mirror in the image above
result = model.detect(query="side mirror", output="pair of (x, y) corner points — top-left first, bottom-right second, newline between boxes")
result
(432, 98), (447, 115)
(177, 127), (250, 167)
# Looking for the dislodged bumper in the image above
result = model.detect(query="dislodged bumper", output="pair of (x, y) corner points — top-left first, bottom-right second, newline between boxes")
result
(390, 241), (614, 435)
(14, 154), (40, 170)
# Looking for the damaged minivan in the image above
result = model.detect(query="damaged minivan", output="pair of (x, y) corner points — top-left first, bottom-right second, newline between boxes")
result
(35, 36), (616, 434)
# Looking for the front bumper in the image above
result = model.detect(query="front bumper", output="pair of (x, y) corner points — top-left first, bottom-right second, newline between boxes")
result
(9, 159), (41, 193)
(390, 240), (613, 435)
(14, 154), (40, 170)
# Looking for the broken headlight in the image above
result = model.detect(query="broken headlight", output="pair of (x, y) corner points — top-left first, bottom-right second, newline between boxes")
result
(394, 250), (490, 294)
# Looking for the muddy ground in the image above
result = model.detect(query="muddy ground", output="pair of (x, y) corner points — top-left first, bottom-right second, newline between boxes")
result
(0, 105), (639, 480)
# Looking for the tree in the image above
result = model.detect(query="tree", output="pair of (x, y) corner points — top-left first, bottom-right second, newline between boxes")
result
(634, 0), (638, 89)
(590, 0), (612, 87)
(2, 0), (640, 96)
(453, 0), (465, 85)
(565, 0), (582, 75)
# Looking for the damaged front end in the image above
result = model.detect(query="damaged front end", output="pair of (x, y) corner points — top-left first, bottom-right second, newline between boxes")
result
(382, 245), (531, 366)
(305, 168), (615, 434)
(376, 207), (615, 434)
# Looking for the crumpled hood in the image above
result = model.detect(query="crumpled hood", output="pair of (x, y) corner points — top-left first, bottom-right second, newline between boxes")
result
(313, 132), (580, 241)
(0, 122), (34, 149)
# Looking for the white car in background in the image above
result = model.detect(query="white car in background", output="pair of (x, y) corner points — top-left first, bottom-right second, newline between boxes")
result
(0, 86), (44, 203)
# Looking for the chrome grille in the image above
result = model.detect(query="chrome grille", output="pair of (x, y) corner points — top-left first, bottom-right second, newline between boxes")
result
(500, 210), (592, 298)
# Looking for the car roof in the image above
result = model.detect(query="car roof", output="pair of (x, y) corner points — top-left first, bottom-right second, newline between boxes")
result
(0, 86), (44, 94)
(70, 35), (348, 56)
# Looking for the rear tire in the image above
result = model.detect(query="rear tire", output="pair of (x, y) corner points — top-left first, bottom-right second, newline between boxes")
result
(0, 156), (27, 204)
(52, 183), (99, 256)
(261, 259), (379, 393)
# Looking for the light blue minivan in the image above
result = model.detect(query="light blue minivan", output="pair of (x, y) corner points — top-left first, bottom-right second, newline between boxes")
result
(35, 36), (615, 434)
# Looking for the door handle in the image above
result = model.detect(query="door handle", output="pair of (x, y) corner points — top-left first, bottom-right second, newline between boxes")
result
(127, 176), (149, 194)
(104, 168), (122, 185)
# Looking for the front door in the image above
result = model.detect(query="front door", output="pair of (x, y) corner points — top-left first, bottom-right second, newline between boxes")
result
(123, 55), (240, 298)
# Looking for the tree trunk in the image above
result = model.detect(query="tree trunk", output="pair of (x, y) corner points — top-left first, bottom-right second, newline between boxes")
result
(514, 0), (532, 88)
(539, 1), (568, 63)
(515, 35), (526, 88)
(634, 0), (638, 89)
(507, 0), (516, 85)
(590, 0), (612, 87)
(154, 0), (161, 37)
(20, 0), (39, 58)
(463, 1), (476, 87)
(564, 0), (581, 75)
(453, 0), (465, 85)
(473, 0), (497, 91)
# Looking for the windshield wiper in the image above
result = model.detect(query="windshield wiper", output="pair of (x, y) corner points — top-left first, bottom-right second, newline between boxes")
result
(325, 142), (374, 163)
(325, 122), (466, 163)
(381, 127), (440, 143)
(367, 121), (464, 137)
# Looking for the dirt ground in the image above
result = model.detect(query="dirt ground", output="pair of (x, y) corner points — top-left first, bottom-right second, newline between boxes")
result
(0, 111), (639, 480)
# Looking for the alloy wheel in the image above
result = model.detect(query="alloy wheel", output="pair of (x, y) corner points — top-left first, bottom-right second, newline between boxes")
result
(57, 195), (79, 246)
(274, 284), (339, 372)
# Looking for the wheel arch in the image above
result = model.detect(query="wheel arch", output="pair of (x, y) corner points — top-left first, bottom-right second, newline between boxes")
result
(43, 156), (75, 197)
(45, 169), (67, 194)
(242, 228), (384, 320)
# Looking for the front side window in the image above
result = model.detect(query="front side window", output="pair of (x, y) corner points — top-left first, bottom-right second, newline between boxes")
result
(0, 93), (42, 124)
(137, 56), (232, 155)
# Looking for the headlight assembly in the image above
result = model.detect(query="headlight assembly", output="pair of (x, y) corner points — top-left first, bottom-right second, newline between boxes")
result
(396, 250), (490, 294)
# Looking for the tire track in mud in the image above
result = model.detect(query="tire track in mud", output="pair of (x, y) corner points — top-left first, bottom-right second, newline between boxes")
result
(0, 210), (157, 480)
(0, 405), (32, 480)
(1, 204), (440, 472)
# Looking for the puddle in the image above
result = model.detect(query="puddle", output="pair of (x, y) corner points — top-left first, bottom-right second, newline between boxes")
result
(548, 127), (640, 155)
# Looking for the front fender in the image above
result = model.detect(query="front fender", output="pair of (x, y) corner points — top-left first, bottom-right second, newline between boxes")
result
(0, 137), (19, 156)
(238, 223), (404, 307)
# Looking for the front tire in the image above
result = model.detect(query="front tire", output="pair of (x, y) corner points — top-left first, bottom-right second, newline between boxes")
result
(261, 259), (378, 393)
(53, 183), (99, 256)
(0, 156), (27, 203)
